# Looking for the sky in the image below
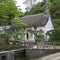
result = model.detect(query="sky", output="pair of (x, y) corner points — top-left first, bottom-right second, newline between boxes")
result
(15, 0), (26, 12)
(15, 0), (43, 12)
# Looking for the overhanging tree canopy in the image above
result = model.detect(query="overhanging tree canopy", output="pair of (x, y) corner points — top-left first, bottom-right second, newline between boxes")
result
(47, 29), (60, 42)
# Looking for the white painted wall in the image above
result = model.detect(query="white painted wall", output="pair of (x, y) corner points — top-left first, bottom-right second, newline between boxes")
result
(25, 27), (35, 42)
(44, 16), (54, 41)
(25, 33), (35, 42)
(44, 16), (54, 33)
(37, 27), (45, 33)
(0, 26), (3, 32)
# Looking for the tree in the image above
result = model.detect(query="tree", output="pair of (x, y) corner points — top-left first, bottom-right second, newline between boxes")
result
(11, 19), (27, 28)
(53, 19), (60, 29)
(25, 0), (60, 19)
(24, 0), (36, 11)
(0, 0), (24, 25)
(12, 29), (26, 43)
(25, 2), (45, 15)
(10, 19), (27, 43)
(0, 0), (16, 25)
(50, 0), (60, 19)
(0, 0), (26, 44)
(35, 29), (44, 42)
(47, 29), (60, 42)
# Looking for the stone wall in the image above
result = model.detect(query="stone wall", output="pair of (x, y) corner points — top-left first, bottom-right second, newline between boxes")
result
(0, 49), (60, 60)
(25, 49), (60, 57)
(0, 49), (25, 60)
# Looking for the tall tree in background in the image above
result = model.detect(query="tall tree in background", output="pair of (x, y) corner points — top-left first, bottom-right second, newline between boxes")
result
(0, 0), (24, 26)
(0, 0), (26, 44)
(0, 0), (18, 25)
(50, 0), (60, 19)
(25, 0), (60, 19)
(25, 0), (47, 15)
(24, 0), (36, 11)
(25, 2), (46, 15)
(26, 2), (45, 15)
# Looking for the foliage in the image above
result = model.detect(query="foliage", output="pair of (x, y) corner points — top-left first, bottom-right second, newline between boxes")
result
(11, 19), (27, 28)
(53, 19), (60, 29)
(50, 0), (60, 19)
(12, 29), (26, 43)
(0, 0), (26, 44)
(11, 19), (26, 43)
(0, 0), (23, 25)
(18, 12), (25, 17)
(35, 29), (44, 42)
(25, 0), (60, 19)
(0, 33), (9, 44)
(25, 2), (45, 15)
(47, 29), (60, 42)
(35, 35), (44, 42)
(0, 0), (25, 27)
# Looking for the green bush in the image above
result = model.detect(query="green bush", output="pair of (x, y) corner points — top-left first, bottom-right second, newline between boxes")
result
(35, 35), (44, 42)
(47, 29), (60, 42)
(0, 34), (9, 44)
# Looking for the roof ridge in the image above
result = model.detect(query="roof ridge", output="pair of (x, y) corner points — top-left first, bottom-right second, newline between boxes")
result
(22, 13), (44, 18)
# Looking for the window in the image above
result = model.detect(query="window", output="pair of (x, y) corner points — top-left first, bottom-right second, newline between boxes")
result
(34, 33), (37, 39)
(27, 33), (29, 39)
(30, 33), (33, 38)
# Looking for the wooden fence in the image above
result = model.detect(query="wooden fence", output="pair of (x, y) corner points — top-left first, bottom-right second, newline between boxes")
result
(24, 42), (60, 49)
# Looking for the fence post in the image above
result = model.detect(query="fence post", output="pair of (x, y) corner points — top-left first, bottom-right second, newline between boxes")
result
(7, 51), (14, 60)
(0, 55), (1, 60)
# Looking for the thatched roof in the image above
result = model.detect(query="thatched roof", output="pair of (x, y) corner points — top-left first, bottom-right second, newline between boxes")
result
(10, 24), (20, 29)
(21, 13), (49, 28)
(10, 13), (49, 29)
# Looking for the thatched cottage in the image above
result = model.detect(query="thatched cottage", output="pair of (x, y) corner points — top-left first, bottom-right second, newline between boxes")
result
(21, 7), (54, 42)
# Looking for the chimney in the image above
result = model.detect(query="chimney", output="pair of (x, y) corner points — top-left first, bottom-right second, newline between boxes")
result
(45, 0), (50, 14)
(45, 6), (50, 14)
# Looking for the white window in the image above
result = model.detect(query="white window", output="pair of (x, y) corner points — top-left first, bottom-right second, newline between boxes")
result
(30, 33), (33, 38)
(26, 33), (29, 40)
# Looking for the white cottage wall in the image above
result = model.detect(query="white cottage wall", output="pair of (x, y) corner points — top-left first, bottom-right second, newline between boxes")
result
(37, 27), (45, 34)
(25, 27), (35, 42)
(44, 16), (54, 33)
(44, 16), (54, 41)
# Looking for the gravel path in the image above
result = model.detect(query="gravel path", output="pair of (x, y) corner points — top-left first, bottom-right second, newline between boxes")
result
(31, 52), (60, 60)
(39, 52), (60, 60)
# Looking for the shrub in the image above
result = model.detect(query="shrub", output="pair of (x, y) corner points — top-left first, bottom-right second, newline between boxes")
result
(0, 34), (9, 44)
(35, 35), (44, 42)
(47, 29), (60, 42)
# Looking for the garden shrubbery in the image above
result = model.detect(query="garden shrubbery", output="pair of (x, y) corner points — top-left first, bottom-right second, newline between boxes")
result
(47, 29), (60, 42)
